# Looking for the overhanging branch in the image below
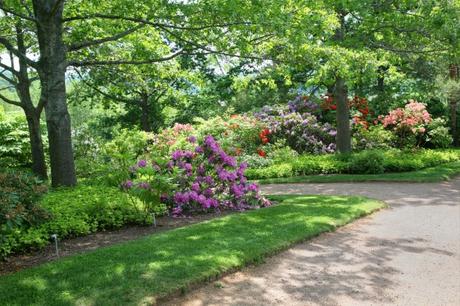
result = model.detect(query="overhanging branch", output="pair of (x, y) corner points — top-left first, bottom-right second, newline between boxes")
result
(63, 13), (252, 31)
(0, 2), (37, 22)
(67, 48), (186, 67)
(0, 92), (22, 107)
(67, 24), (145, 52)
(0, 36), (38, 68)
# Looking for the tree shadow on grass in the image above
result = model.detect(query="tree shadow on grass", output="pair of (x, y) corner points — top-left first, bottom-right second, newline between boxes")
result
(164, 227), (456, 306)
(0, 196), (378, 306)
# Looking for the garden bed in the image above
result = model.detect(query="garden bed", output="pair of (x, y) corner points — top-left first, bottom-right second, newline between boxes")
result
(254, 161), (460, 184)
(0, 195), (384, 306)
(0, 211), (234, 276)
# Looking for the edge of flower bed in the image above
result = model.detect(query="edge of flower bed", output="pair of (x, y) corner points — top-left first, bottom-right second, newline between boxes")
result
(253, 161), (460, 185)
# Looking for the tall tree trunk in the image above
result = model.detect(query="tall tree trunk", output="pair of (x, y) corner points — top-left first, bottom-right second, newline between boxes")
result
(333, 11), (351, 153)
(140, 95), (152, 132)
(449, 64), (459, 146)
(15, 22), (48, 179)
(24, 110), (47, 178)
(334, 76), (351, 153)
(33, 0), (76, 186)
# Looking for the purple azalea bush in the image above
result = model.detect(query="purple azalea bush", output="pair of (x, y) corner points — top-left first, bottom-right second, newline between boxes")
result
(167, 135), (270, 216)
(122, 135), (270, 217)
(256, 97), (336, 154)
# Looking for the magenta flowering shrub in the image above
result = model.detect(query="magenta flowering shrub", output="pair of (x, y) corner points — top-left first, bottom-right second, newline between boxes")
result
(167, 135), (270, 216)
(382, 100), (432, 148)
(122, 135), (270, 217)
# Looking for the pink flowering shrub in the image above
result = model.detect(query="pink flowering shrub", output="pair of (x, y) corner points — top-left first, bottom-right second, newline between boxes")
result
(122, 135), (270, 217)
(151, 123), (195, 156)
(382, 100), (432, 148)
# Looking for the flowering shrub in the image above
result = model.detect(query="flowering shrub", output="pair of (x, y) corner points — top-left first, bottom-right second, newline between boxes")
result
(352, 125), (395, 151)
(288, 95), (321, 114)
(256, 105), (336, 154)
(122, 159), (175, 217)
(151, 123), (195, 157)
(123, 135), (270, 216)
(194, 115), (265, 157)
(382, 100), (432, 148)
(424, 118), (452, 148)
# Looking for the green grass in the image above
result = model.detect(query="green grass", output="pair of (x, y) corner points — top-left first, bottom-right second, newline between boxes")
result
(255, 161), (460, 184)
(0, 195), (384, 306)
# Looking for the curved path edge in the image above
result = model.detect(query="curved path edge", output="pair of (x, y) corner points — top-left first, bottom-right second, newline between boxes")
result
(165, 178), (460, 306)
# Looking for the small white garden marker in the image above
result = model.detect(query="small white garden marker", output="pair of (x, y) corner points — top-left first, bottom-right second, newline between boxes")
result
(152, 213), (157, 227)
(51, 234), (59, 257)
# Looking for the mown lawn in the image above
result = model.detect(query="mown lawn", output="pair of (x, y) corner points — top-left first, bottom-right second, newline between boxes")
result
(255, 161), (460, 184)
(0, 195), (384, 306)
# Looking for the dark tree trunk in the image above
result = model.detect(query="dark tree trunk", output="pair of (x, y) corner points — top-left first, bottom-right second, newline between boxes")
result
(24, 111), (47, 178)
(377, 66), (386, 93)
(140, 95), (152, 132)
(333, 11), (351, 153)
(33, 0), (76, 186)
(14, 22), (48, 179)
(449, 64), (459, 146)
(334, 76), (352, 153)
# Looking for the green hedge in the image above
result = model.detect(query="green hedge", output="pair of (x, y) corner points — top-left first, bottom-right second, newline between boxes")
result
(246, 149), (460, 179)
(1, 184), (149, 258)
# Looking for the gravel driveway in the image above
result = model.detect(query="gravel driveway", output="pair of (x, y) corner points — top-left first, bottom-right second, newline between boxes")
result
(165, 178), (460, 306)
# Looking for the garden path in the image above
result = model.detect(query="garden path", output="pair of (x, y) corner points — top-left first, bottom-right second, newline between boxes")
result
(165, 178), (460, 306)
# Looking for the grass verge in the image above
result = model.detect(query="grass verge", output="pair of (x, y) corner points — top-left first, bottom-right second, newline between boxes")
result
(255, 161), (460, 184)
(0, 195), (384, 306)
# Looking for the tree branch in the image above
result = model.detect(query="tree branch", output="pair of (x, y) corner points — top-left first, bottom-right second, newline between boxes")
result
(67, 24), (145, 52)
(75, 70), (137, 104)
(0, 62), (19, 77)
(0, 36), (38, 68)
(63, 13), (252, 31)
(67, 48), (186, 67)
(0, 92), (22, 107)
(0, 2), (37, 22)
(369, 41), (449, 54)
(158, 25), (272, 62)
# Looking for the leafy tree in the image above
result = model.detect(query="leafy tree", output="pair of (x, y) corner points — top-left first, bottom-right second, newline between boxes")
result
(0, 19), (47, 178)
(0, 0), (294, 186)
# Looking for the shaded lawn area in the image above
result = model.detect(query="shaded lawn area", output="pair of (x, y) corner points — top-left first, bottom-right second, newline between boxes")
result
(255, 161), (460, 184)
(0, 195), (384, 306)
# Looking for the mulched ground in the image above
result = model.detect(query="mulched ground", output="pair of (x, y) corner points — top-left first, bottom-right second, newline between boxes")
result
(0, 211), (235, 276)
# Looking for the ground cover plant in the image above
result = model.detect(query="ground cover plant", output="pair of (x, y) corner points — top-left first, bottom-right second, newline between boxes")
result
(253, 161), (460, 184)
(0, 183), (150, 258)
(245, 149), (460, 180)
(0, 195), (384, 306)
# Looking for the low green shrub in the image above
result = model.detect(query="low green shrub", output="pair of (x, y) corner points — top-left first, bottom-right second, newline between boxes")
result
(0, 170), (48, 257)
(247, 149), (460, 180)
(383, 149), (460, 172)
(1, 184), (150, 258)
(352, 125), (395, 151)
(292, 154), (349, 175)
(348, 150), (385, 174)
(424, 118), (452, 148)
(0, 114), (32, 168)
(246, 163), (293, 179)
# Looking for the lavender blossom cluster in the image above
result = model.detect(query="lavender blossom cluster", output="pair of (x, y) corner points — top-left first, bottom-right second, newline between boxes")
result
(256, 97), (336, 154)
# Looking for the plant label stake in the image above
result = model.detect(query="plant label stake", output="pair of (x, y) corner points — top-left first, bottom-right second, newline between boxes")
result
(152, 213), (157, 227)
(51, 234), (59, 257)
